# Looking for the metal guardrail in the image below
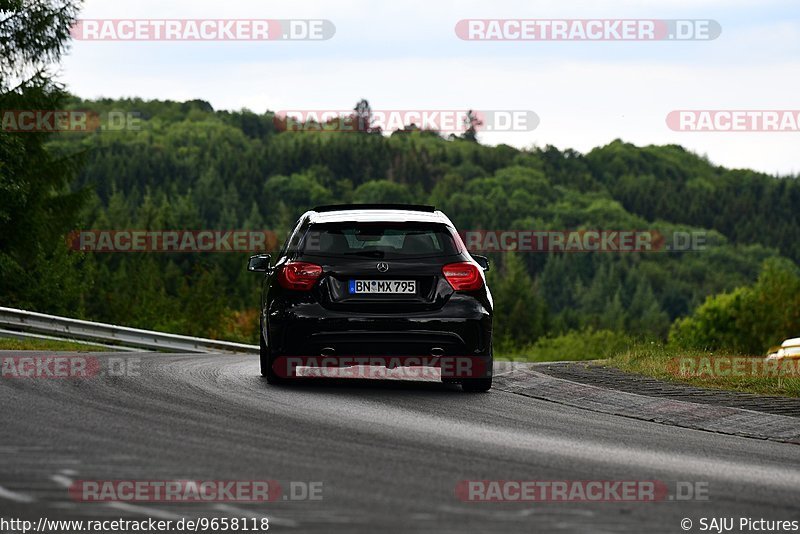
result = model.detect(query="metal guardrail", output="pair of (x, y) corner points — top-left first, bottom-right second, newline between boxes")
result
(0, 328), (143, 352)
(0, 307), (258, 354)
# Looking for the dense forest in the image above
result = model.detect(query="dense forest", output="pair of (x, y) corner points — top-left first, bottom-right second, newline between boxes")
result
(3, 95), (800, 357)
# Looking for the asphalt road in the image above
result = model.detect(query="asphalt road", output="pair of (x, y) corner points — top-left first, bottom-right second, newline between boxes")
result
(1, 351), (799, 533)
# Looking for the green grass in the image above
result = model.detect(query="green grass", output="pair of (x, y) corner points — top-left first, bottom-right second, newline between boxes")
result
(496, 330), (800, 397)
(0, 337), (112, 352)
(495, 329), (632, 362)
(609, 344), (800, 397)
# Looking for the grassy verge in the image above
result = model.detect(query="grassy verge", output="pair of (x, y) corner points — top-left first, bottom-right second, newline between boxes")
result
(495, 329), (632, 362)
(609, 344), (800, 398)
(0, 337), (112, 352)
(496, 329), (800, 398)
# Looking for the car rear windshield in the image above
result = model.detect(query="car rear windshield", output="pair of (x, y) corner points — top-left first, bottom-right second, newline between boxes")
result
(301, 222), (461, 259)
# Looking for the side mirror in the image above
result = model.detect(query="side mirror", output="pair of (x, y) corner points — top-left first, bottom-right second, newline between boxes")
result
(472, 254), (490, 271)
(247, 254), (272, 273)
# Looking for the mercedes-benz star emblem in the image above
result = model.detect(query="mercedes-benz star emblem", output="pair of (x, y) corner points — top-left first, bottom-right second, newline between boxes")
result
(376, 262), (389, 272)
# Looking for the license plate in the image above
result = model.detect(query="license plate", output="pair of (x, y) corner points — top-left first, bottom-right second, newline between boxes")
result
(349, 280), (416, 294)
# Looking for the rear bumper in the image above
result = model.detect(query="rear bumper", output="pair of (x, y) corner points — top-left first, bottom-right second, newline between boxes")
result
(266, 295), (492, 358)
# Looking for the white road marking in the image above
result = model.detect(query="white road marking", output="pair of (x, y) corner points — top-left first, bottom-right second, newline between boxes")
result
(106, 502), (183, 520)
(50, 474), (73, 488)
(50, 472), (185, 521)
(0, 484), (35, 503)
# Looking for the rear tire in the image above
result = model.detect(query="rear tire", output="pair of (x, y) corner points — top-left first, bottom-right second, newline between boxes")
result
(461, 377), (492, 393)
(260, 331), (286, 385)
(461, 346), (492, 392)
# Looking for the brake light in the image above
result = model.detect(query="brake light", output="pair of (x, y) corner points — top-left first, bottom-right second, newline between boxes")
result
(278, 261), (323, 291)
(442, 262), (483, 291)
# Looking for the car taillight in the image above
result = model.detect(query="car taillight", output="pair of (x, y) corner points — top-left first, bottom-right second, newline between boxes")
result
(278, 261), (323, 291)
(442, 262), (483, 291)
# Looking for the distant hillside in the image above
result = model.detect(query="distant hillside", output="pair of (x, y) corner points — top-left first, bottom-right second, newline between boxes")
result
(24, 96), (793, 351)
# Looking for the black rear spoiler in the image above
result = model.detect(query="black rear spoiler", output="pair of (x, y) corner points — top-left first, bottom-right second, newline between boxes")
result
(312, 204), (436, 213)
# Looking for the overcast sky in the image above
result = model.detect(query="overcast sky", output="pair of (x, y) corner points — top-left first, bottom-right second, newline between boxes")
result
(60, 0), (800, 175)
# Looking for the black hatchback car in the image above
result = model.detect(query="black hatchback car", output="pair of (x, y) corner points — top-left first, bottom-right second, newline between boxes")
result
(247, 204), (493, 392)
